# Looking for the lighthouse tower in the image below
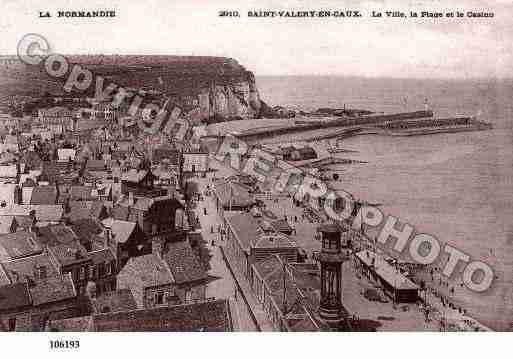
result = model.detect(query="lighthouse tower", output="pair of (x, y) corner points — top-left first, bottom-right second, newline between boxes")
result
(317, 223), (347, 325)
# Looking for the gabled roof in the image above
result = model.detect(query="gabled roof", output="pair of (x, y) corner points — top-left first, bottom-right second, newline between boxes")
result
(30, 186), (58, 205)
(0, 216), (15, 234)
(48, 241), (89, 267)
(0, 184), (16, 206)
(121, 253), (173, 288)
(0, 282), (31, 311)
(0, 164), (17, 178)
(0, 231), (42, 261)
(85, 248), (114, 265)
(1, 253), (58, 282)
(164, 241), (207, 285)
(92, 299), (233, 332)
(69, 186), (93, 201)
(70, 218), (103, 244)
(29, 273), (76, 306)
(0, 204), (63, 221)
(121, 169), (150, 183)
(91, 289), (137, 314)
(37, 224), (77, 246)
(110, 220), (137, 244)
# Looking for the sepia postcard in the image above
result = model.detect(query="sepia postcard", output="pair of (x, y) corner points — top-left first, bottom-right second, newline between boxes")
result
(0, 0), (511, 354)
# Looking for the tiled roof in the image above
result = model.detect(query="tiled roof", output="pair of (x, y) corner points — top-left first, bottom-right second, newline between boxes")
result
(121, 169), (149, 183)
(48, 242), (89, 267)
(68, 201), (93, 222)
(271, 219), (293, 233)
(0, 216), (15, 234)
(85, 159), (110, 171)
(0, 231), (42, 261)
(69, 186), (93, 201)
(0, 282), (31, 311)
(0, 184), (16, 206)
(85, 248), (114, 265)
(91, 289), (137, 314)
(93, 299), (233, 332)
(37, 224), (77, 246)
(30, 186), (58, 205)
(0, 265), (11, 286)
(121, 253), (173, 288)
(70, 218), (102, 243)
(225, 213), (260, 252)
(1, 253), (58, 282)
(110, 220), (137, 244)
(253, 256), (322, 331)
(164, 242), (207, 285)
(29, 273), (76, 306)
(0, 164), (17, 178)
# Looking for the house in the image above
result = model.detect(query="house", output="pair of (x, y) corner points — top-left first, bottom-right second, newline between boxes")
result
(101, 219), (147, 268)
(89, 289), (137, 315)
(46, 299), (234, 332)
(223, 212), (299, 282)
(182, 152), (209, 174)
(152, 145), (181, 165)
(69, 186), (94, 201)
(29, 185), (58, 205)
(282, 145), (317, 161)
(27, 273), (79, 329)
(46, 240), (91, 295)
(0, 184), (21, 206)
(0, 231), (42, 262)
(0, 282), (32, 331)
(67, 201), (108, 223)
(84, 248), (117, 295)
(120, 169), (156, 195)
(37, 107), (74, 131)
(0, 216), (17, 234)
(117, 240), (209, 309)
(0, 273), (79, 331)
(0, 164), (18, 183)
(57, 148), (76, 162)
(270, 218), (294, 236)
(112, 194), (185, 243)
(1, 253), (59, 283)
(70, 218), (104, 251)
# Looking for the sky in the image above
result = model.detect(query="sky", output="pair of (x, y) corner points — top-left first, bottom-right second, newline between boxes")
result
(1, 0), (512, 78)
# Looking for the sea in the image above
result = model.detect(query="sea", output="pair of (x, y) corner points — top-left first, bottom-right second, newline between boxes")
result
(257, 76), (513, 331)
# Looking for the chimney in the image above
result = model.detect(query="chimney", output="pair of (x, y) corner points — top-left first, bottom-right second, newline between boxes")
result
(104, 228), (112, 248)
(128, 191), (134, 206)
(34, 265), (47, 280)
(152, 238), (164, 258)
(14, 185), (22, 204)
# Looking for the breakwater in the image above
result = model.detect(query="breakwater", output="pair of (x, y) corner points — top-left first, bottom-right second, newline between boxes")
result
(235, 110), (433, 141)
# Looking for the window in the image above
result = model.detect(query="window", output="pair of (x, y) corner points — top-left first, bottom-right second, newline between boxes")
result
(155, 291), (164, 305)
(98, 263), (105, 278)
(105, 262), (111, 275)
(89, 265), (96, 280)
(79, 266), (86, 280)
